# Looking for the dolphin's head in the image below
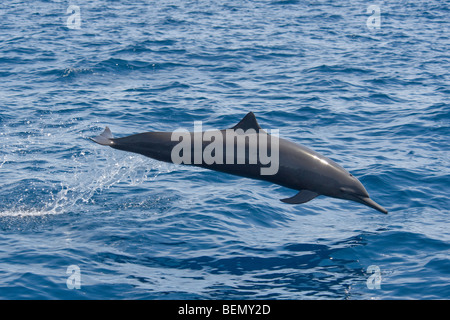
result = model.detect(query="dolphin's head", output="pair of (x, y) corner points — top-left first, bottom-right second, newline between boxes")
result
(296, 150), (388, 214)
(336, 173), (388, 214)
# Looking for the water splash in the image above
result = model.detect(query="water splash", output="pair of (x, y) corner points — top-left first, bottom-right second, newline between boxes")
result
(47, 150), (170, 215)
(0, 130), (172, 217)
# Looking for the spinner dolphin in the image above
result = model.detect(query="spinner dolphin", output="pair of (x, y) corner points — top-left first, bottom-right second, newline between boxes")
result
(91, 112), (387, 214)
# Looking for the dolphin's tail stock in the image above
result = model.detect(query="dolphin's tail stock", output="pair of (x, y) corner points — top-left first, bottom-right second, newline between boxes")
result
(90, 127), (115, 146)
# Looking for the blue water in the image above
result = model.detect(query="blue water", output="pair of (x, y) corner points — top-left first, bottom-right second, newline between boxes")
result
(0, 0), (449, 300)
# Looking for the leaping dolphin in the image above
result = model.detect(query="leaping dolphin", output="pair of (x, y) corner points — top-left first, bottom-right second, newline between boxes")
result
(90, 112), (388, 214)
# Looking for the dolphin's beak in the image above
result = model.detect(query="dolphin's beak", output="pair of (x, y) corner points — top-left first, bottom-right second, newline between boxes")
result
(356, 196), (388, 214)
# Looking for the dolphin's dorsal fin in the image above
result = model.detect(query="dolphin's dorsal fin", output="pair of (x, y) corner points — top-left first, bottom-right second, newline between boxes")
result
(231, 112), (262, 131)
(281, 190), (319, 204)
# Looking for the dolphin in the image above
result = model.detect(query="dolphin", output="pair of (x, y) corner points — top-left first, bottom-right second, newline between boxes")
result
(90, 112), (387, 214)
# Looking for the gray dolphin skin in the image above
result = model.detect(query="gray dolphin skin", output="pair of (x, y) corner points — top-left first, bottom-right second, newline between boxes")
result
(90, 112), (388, 214)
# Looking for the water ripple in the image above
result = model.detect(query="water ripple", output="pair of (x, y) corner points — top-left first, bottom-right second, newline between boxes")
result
(0, 0), (448, 300)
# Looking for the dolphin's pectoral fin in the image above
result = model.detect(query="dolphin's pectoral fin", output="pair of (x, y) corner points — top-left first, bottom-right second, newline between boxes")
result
(90, 127), (115, 146)
(281, 190), (319, 204)
(231, 112), (263, 131)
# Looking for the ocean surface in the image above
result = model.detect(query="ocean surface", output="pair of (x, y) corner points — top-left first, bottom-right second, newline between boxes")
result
(0, 0), (449, 300)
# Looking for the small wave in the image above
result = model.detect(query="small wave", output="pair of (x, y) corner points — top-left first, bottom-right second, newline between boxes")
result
(270, 0), (299, 5)
(0, 208), (55, 218)
(304, 64), (374, 75)
(38, 58), (183, 81)
(94, 58), (153, 72)
(367, 92), (403, 104)
(37, 67), (95, 79)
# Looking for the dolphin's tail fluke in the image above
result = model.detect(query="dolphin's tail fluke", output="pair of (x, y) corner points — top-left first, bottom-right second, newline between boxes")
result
(90, 127), (115, 146)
